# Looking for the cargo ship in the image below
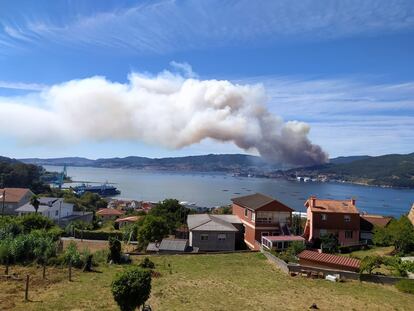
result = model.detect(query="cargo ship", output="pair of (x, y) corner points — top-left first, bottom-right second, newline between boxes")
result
(73, 183), (120, 196)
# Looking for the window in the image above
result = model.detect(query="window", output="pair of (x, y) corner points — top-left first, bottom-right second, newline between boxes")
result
(321, 214), (327, 221)
(271, 232), (278, 236)
(244, 208), (248, 218)
(55, 210), (59, 217)
(251, 212), (255, 222)
(256, 212), (273, 224)
(344, 215), (351, 222)
(218, 234), (226, 241)
(345, 231), (353, 239)
(201, 234), (208, 241)
(261, 232), (269, 237)
(319, 229), (327, 237)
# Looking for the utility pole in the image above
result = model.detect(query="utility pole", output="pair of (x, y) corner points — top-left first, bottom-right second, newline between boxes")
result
(1, 189), (5, 216)
(58, 200), (62, 227)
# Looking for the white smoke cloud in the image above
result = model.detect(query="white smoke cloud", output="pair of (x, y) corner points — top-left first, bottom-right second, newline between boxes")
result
(0, 67), (328, 166)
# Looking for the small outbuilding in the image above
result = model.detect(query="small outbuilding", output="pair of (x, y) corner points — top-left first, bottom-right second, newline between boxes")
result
(298, 250), (360, 272)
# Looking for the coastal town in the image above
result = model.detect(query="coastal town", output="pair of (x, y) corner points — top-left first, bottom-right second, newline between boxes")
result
(1, 1), (414, 310)
(1, 181), (414, 310)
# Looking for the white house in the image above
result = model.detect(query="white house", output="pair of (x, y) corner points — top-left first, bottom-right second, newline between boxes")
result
(16, 197), (74, 220)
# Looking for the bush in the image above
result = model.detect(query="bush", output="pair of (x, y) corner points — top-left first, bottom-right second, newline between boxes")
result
(108, 237), (122, 264)
(373, 216), (414, 255)
(396, 279), (414, 294)
(93, 249), (109, 265)
(63, 241), (83, 268)
(65, 221), (93, 236)
(320, 234), (339, 253)
(19, 213), (54, 233)
(360, 256), (383, 274)
(111, 267), (151, 311)
(139, 257), (155, 269)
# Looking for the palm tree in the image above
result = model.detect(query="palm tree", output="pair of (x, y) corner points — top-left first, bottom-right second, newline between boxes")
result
(30, 195), (40, 214)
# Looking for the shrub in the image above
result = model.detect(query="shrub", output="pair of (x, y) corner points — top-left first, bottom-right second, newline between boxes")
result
(360, 256), (383, 274)
(111, 267), (151, 311)
(18, 213), (54, 233)
(63, 241), (83, 268)
(139, 257), (155, 269)
(396, 279), (414, 294)
(108, 237), (122, 264)
(65, 221), (93, 236)
(320, 234), (339, 253)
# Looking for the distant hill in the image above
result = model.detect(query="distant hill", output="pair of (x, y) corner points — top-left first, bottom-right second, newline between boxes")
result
(21, 154), (275, 172)
(0, 156), (49, 193)
(329, 155), (371, 164)
(289, 153), (414, 188)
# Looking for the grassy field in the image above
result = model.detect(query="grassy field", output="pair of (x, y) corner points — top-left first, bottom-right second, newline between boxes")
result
(2, 252), (414, 311)
(61, 238), (136, 253)
(345, 246), (395, 259)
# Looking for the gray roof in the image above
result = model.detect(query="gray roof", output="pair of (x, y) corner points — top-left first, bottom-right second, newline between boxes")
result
(16, 197), (74, 213)
(187, 214), (239, 232)
(146, 242), (159, 252)
(159, 239), (188, 252)
(231, 193), (293, 211)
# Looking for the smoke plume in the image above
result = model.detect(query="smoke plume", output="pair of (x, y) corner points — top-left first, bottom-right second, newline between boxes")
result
(0, 68), (328, 166)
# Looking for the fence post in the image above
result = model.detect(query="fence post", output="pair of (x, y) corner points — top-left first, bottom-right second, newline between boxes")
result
(24, 274), (29, 301)
(69, 262), (72, 282)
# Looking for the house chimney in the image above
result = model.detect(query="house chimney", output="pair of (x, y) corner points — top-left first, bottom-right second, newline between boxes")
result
(310, 195), (316, 207)
(351, 198), (356, 206)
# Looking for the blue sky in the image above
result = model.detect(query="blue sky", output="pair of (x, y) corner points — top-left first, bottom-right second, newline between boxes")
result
(0, 0), (413, 160)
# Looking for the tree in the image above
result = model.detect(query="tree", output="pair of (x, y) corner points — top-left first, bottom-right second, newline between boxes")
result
(0, 237), (13, 275)
(108, 237), (122, 264)
(149, 199), (189, 233)
(137, 215), (169, 247)
(63, 241), (82, 268)
(320, 234), (339, 253)
(111, 267), (151, 311)
(388, 217), (414, 255)
(372, 226), (393, 246)
(372, 216), (414, 255)
(33, 235), (57, 279)
(291, 215), (303, 236)
(30, 195), (40, 214)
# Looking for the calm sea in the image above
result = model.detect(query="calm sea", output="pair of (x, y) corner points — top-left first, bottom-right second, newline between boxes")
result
(43, 165), (414, 217)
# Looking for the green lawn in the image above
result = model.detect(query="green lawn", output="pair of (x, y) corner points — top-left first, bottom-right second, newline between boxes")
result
(344, 246), (395, 260)
(3, 252), (414, 311)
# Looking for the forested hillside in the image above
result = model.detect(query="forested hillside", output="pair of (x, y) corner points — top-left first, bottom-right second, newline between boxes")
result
(0, 157), (49, 193)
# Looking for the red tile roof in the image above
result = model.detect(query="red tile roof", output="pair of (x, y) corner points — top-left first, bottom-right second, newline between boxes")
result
(0, 188), (32, 203)
(96, 208), (125, 216)
(360, 214), (392, 228)
(115, 216), (141, 223)
(298, 250), (360, 270)
(305, 197), (359, 214)
(232, 193), (293, 212)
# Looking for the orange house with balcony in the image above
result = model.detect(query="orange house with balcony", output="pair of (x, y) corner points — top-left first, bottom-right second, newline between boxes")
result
(232, 193), (294, 250)
(303, 196), (360, 246)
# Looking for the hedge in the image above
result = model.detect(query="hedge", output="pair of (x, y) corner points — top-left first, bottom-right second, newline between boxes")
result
(74, 229), (123, 241)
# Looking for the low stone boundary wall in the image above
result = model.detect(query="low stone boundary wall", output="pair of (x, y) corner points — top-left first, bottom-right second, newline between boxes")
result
(288, 264), (359, 280)
(262, 250), (290, 273)
(262, 250), (410, 285)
